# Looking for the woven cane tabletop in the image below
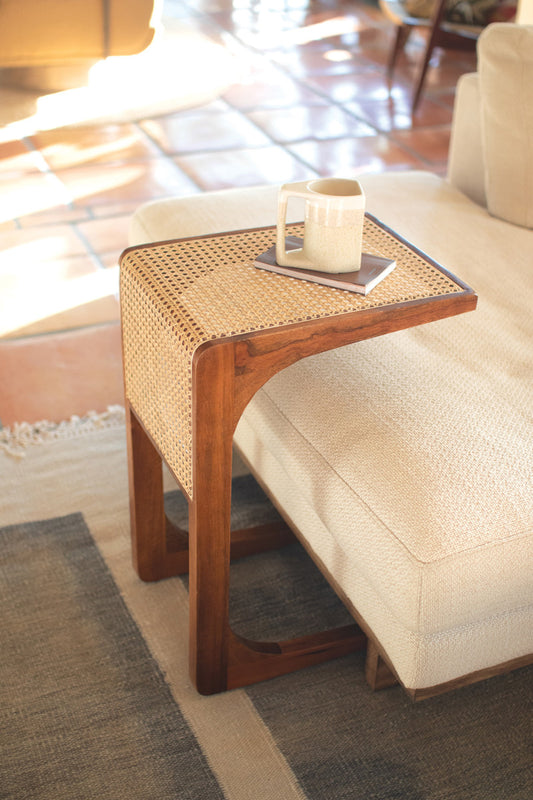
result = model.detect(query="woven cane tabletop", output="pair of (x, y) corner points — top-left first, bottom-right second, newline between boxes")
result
(120, 217), (464, 498)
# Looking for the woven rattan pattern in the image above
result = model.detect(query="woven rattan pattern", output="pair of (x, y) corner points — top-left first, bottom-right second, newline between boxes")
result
(120, 219), (462, 498)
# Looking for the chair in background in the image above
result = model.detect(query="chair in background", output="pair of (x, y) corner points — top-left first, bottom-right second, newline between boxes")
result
(379, 0), (484, 112)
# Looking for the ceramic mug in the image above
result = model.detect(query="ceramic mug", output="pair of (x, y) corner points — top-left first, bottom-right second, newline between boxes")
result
(276, 177), (365, 273)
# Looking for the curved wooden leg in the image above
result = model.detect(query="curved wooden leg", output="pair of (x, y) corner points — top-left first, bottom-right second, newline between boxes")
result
(188, 344), (366, 695)
(130, 340), (371, 695)
(129, 365), (364, 696)
(227, 626), (367, 691)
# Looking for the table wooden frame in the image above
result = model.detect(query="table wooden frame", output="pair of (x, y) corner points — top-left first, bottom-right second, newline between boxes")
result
(122, 220), (477, 696)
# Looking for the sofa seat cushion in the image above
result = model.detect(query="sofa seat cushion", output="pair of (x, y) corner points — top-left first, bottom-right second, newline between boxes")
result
(233, 173), (533, 690)
(129, 184), (284, 245)
(234, 329), (532, 690)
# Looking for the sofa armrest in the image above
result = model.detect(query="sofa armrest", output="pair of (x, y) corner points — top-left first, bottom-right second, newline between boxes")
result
(447, 72), (487, 208)
(478, 23), (533, 230)
(516, 0), (533, 24)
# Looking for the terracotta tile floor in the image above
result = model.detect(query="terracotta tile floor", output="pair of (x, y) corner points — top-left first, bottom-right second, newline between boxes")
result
(0, 0), (477, 427)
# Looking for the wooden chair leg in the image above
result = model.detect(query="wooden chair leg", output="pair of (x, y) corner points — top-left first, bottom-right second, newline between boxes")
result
(411, 36), (437, 112)
(365, 639), (398, 691)
(387, 24), (412, 83)
(411, 0), (449, 112)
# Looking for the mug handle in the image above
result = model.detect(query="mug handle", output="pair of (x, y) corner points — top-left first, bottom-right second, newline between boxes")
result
(276, 181), (312, 268)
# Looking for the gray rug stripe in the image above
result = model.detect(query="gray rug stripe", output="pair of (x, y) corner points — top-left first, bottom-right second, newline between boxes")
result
(169, 474), (533, 798)
(247, 654), (533, 800)
(241, 585), (532, 800)
(0, 513), (224, 800)
(3, 466), (532, 800)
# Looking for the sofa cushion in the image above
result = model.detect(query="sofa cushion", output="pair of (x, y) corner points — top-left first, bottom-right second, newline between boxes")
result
(447, 73), (486, 207)
(479, 23), (533, 229)
(130, 185), (285, 246)
(0, 0), (157, 67)
(233, 173), (533, 690)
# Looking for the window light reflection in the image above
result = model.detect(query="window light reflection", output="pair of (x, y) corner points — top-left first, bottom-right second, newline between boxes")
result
(240, 15), (363, 48)
(323, 49), (354, 62)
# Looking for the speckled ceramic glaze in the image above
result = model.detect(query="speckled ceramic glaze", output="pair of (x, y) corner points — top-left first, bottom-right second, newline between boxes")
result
(276, 178), (365, 273)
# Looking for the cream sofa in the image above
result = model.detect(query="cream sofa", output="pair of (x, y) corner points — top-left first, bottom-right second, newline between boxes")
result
(0, 0), (159, 91)
(128, 24), (533, 698)
(0, 0), (158, 67)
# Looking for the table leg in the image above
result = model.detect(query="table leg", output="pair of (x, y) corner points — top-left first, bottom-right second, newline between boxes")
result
(189, 344), (235, 694)
(127, 397), (295, 587)
(128, 345), (366, 695)
(189, 345), (366, 695)
(126, 401), (169, 582)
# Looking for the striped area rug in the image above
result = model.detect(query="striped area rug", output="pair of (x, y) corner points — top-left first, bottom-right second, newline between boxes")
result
(1, 409), (531, 800)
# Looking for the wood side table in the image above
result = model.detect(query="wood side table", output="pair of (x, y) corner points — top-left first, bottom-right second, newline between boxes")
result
(119, 215), (476, 695)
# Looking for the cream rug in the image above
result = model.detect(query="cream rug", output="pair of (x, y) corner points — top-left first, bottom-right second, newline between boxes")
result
(1, 409), (531, 799)
(0, 19), (242, 141)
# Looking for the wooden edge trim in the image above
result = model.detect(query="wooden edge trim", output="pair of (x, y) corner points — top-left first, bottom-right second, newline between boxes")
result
(406, 652), (533, 701)
(119, 215), (476, 298)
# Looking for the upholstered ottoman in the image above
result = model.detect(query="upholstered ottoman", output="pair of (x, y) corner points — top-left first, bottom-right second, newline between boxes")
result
(127, 25), (533, 697)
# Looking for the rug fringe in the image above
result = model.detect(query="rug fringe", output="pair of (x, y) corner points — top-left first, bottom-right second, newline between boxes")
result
(0, 406), (126, 458)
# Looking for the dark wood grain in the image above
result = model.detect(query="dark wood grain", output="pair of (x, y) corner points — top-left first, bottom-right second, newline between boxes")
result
(227, 626), (367, 690)
(125, 401), (167, 582)
(407, 653), (533, 701)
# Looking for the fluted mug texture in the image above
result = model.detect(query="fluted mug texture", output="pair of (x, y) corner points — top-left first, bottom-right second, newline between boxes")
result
(276, 178), (365, 273)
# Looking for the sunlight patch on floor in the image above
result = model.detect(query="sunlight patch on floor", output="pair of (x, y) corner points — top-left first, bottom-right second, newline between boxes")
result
(0, 22), (243, 141)
(0, 264), (119, 337)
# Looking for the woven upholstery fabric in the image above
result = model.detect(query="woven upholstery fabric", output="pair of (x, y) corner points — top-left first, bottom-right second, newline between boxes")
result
(129, 185), (290, 245)
(129, 172), (533, 690)
(479, 24), (533, 229)
(234, 173), (533, 689)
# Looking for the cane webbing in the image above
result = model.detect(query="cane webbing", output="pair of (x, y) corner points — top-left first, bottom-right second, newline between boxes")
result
(120, 219), (462, 498)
